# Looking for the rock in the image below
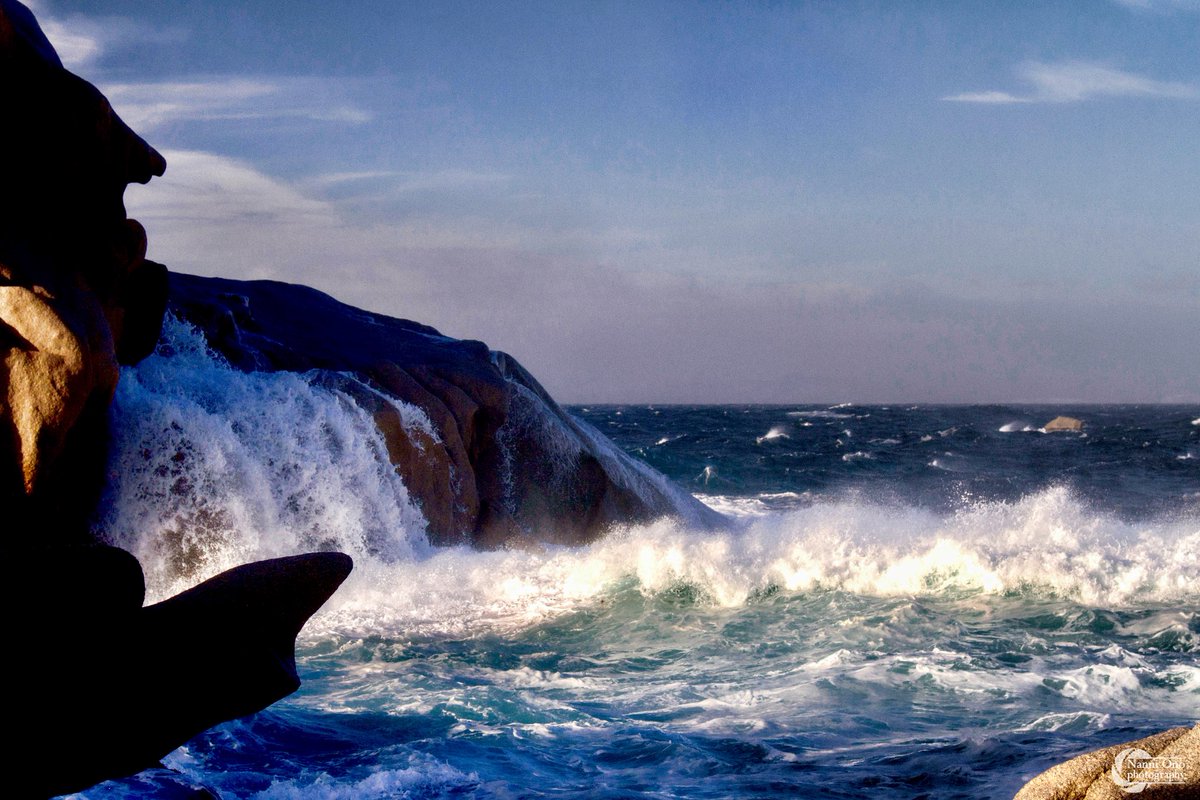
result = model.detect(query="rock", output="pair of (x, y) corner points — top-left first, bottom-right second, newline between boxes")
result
(1015, 725), (1199, 800)
(3, 7), (353, 797)
(1044, 415), (1084, 432)
(168, 273), (726, 547)
(1, 0), (167, 529)
(18, 552), (353, 798)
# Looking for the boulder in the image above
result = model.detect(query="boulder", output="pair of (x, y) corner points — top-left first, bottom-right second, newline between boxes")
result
(1, 0), (168, 530)
(168, 273), (725, 547)
(1044, 415), (1084, 432)
(2, 5), (352, 797)
(18, 552), (353, 798)
(1015, 725), (1198, 800)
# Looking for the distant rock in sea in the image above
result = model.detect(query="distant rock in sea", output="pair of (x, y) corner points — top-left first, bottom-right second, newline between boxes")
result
(169, 273), (725, 548)
(1043, 415), (1084, 432)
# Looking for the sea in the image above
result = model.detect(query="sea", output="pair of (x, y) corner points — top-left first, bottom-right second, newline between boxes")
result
(76, 321), (1198, 799)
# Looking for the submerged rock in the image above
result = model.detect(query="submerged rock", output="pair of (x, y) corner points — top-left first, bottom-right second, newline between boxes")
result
(1015, 724), (1198, 799)
(1043, 415), (1084, 432)
(169, 273), (725, 548)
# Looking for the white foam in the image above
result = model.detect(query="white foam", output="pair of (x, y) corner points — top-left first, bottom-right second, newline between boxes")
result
(756, 426), (790, 444)
(97, 318), (431, 601)
(311, 487), (1197, 639)
(248, 756), (477, 800)
(788, 410), (852, 420)
(1016, 712), (1111, 733)
(100, 322), (1200, 642)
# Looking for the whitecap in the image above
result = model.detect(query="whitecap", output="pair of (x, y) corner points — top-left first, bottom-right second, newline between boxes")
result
(787, 410), (852, 420)
(756, 426), (791, 444)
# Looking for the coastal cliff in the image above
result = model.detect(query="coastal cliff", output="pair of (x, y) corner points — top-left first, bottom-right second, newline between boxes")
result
(5, 2), (1189, 798)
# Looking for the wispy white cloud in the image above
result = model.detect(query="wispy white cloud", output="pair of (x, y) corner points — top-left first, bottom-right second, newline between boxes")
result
(944, 90), (1030, 105)
(129, 149), (336, 228)
(28, 5), (185, 72)
(307, 170), (508, 191)
(945, 60), (1197, 104)
(1111, 0), (1200, 11)
(37, 15), (103, 69)
(101, 79), (372, 131)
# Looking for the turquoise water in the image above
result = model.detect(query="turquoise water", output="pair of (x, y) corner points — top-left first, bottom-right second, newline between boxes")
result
(78, 326), (1199, 798)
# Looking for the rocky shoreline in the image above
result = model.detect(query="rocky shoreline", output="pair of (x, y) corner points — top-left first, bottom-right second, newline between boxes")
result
(1, 2), (714, 793)
(1, 2), (1191, 797)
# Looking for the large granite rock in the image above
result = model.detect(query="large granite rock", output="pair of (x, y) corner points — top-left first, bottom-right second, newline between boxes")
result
(1, 0), (167, 533)
(2, 4), (352, 796)
(1015, 725), (1199, 799)
(169, 273), (725, 548)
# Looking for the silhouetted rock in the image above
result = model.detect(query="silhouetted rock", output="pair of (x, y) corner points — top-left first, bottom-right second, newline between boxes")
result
(169, 273), (725, 547)
(2, 5), (352, 797)
(19, 553), (352, 798)
(1, 0), (166, 530)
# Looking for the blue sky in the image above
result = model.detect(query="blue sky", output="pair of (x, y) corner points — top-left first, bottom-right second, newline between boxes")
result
(30, 0), (1200, 402)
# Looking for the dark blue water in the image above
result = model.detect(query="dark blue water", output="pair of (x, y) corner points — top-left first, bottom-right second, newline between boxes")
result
(81, 338), (1200, 800)
(574, 404), (1200, 521)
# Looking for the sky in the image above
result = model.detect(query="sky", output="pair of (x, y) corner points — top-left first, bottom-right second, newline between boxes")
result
(28, 0), (1200, 403)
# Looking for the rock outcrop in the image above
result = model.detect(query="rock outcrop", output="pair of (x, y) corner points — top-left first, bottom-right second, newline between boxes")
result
(2, 4), (352, 795)
(1015, 725), (1199, 800)
(169, 273), (725, 548)
(22, 552), (352, 798)
(1, 0), (167, 533)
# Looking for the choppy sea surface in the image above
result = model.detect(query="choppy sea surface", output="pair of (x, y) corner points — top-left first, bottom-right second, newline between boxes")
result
(77, 323), (1199, 799)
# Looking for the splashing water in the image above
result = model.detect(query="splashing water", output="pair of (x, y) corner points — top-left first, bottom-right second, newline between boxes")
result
(84, 342), (1200, 798)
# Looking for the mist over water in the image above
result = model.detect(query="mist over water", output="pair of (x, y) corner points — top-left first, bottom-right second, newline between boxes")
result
(83, 327), (1199, 798)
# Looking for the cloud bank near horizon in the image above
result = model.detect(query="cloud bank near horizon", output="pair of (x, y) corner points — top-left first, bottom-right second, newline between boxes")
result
(126, 148), (1199, 404)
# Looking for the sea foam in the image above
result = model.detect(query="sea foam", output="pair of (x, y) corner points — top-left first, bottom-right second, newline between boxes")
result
(98, 321), (1200, 639)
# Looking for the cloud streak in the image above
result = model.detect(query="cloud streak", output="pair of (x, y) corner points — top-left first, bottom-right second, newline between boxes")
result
(1111, 0), (1200, 11)
(30, 5), (186, 72)
(102, 78), (372, 131)
(945, 61), (1197, 104)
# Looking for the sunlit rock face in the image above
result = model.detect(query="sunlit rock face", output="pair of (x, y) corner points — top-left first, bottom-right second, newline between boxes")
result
(168, 272), (725, 549)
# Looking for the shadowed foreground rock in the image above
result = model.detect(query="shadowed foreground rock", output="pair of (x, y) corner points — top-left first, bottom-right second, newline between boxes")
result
(1, 0), (167, 531)
(1015, 725), (1199, 800)
(2, 4), (354, 796)
(19, 552), (352, 798)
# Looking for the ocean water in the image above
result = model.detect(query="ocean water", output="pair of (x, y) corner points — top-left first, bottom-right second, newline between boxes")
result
(77, 322), (1198, 799)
